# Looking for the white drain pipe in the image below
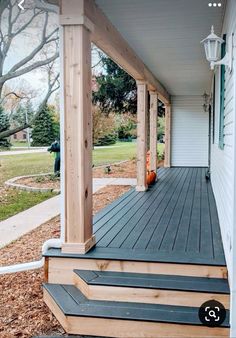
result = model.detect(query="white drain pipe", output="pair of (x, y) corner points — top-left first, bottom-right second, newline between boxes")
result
(0, 238), (62, 275)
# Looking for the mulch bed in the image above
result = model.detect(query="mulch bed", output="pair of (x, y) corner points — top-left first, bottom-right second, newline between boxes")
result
(0, 185), (130, 338)
(93, 160), (136, 178)
(15, 175), (60, 190)
(93, 159), (164, 178)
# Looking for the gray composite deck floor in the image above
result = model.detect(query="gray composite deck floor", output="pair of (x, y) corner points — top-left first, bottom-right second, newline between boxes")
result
(46, 167), (226, 266)
(91, 167), (225, 266)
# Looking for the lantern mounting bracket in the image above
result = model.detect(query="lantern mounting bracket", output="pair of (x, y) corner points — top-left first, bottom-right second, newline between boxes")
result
(212, 34), (233, 72)
(211, 52), (230, 70)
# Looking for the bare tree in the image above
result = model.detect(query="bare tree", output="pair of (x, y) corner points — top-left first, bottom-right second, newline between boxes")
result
(0, 0), (59, 139)
(39, 50), (59, 110)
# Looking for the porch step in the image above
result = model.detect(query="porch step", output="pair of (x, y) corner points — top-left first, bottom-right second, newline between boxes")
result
(45, 249), (228, 285)
(43, 283), (230, 337)
(74, 270), (230, 308)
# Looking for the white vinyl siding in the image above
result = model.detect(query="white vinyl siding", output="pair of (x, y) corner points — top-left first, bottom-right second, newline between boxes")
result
(211, 63), (235, 274)
(210, 0), (236, 282)
(171, 96), (209, 167)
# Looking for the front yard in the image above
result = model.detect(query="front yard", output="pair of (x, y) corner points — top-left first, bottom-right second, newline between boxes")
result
(0, 185), (130, 337)
(0, 142), (164, 221)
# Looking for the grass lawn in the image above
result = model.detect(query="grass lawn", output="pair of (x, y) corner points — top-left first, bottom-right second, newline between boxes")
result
(0, 143), (136, 183)
(9, 141), (45, 148)
(0, 190), (55, 222)
(93, 141), (164, 166)
(0, 153), (54, 184)
(93, 141), (136, 166)
(10, 141), (28, 147)
(0, 152), (55, 221)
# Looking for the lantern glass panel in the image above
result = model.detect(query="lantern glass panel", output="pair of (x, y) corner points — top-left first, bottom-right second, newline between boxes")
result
(208, 40), (218, 61)
(204, 43), (209, 59)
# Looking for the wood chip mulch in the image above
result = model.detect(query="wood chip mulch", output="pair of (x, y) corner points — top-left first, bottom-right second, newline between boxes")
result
(0, 185), (130, 338)
(16, 175), (60, 190)
(93, 160), (136, 178)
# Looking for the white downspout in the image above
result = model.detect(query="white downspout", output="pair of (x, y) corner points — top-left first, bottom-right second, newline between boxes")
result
(0, 238), (62, 275)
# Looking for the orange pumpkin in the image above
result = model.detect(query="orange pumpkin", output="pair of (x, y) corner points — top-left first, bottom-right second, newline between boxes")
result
(147, 170), (156, 185)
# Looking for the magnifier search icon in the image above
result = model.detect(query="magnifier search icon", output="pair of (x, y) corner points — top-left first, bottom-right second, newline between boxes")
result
(208, 310), (217, 318)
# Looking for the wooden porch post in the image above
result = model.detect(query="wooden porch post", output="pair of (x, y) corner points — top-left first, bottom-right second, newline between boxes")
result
(136, 81), (148, 191)
(149, 91), (158, 173)
(164, 104), (171, 168)
(60, 0), (95, 254)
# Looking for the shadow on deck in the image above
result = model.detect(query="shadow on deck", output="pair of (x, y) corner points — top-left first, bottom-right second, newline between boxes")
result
(47, 167), (226, 266)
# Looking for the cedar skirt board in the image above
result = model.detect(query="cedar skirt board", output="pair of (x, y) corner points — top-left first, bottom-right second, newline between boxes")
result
(74, 273), (230, 309)
(43, 289), (229, 338)
(46, 257), (228, 284)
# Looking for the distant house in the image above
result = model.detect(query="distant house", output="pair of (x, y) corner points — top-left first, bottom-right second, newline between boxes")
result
(10, 129), (27, 142)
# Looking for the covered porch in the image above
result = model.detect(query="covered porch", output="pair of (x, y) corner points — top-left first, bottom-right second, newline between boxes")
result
(43, 0), (230, 336)
(55, 0), (227, 257)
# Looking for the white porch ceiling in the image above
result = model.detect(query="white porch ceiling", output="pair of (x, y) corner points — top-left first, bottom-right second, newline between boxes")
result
(95, 0), (226, 96)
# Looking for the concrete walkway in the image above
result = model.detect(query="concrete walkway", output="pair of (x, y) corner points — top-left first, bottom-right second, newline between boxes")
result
(93, 177), (136, 192)
(0, 148), (48, 156)
(0, 177), (136, 248)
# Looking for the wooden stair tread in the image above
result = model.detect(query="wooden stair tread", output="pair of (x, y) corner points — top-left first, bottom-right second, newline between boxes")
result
(43, 283), (230, 327)
(74, 270), (230, 294)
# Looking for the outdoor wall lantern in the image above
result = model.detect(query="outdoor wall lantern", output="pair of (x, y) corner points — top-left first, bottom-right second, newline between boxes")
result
(202, 92), (210, 112)
(201, 26), (233, 71)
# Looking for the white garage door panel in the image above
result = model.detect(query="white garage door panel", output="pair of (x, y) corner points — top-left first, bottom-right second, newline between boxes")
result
(171, 96), (209, 167)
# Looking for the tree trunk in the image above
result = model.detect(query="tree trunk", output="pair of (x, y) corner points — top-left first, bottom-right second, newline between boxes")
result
(0, 83), (4, 100)
(0, 124), (29, 139)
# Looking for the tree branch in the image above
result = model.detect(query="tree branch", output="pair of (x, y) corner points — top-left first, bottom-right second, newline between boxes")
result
(11, 11), (42, 38)
(2, 51), (59, 82)
(2, 91), (29, 101)
(0, 124), (29, 139)
(33, 0), (59, 14)
(8, 17), (58, 75)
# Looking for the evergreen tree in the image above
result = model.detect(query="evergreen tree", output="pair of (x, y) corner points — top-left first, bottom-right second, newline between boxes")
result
(92, 55), (166, 117)
(31, 105), (56, 146)
(49, 105), (60, 139)
(93, 56), (137, 115)
(0, 106), (11, 149)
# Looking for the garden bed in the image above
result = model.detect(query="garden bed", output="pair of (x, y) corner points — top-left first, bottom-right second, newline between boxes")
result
(14, 174), (60, 192)
(93, 159), (136, 178)
(0, 185), (130, 338)
(6, 161), (137, 192)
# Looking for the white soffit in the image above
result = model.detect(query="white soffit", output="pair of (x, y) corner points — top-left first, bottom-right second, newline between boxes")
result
(95, 0), (226, 95)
